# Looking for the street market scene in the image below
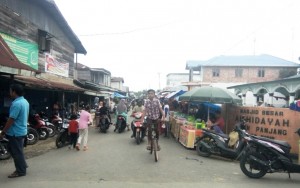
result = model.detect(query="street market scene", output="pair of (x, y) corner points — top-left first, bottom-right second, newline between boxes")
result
(1, 0), (300, 187)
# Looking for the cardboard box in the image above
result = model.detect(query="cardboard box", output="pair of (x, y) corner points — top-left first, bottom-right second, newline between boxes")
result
(179, 126), (196, 148)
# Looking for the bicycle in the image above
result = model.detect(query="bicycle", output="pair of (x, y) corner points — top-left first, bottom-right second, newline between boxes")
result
(149, 122), (159, 162)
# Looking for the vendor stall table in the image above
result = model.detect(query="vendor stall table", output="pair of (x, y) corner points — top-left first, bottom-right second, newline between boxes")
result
(179, 126), (203, 148)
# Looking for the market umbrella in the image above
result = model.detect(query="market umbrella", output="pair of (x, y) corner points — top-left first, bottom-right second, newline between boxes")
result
(178, 86), (242, 105)
(178, 86), (242, 132)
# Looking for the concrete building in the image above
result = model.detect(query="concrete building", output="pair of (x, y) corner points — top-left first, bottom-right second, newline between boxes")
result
(186, 54), (300, 89)
(111, 77), (124, 91)
(165, 73), (198, 91)
(186, 54), (300, 106)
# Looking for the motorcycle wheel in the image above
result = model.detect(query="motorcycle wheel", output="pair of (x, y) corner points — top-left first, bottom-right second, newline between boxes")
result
(56, 131), (68, 148)
(196, 136), (212, 157)
(38, 128), (49, 140)
(240, 151), (267, 179)
(0, 142), (11, 160)
(136, 131), (141, 145)
(27, 127), (39, 145)
(47, 124), (56, 137)
(118, 122), (123, 133)
(100, 125), (107, 133)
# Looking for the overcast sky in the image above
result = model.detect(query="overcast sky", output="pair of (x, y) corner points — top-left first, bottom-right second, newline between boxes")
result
(55, 0), (300, 91)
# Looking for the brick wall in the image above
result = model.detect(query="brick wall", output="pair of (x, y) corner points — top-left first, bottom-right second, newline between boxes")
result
(202, 66), (287, 83)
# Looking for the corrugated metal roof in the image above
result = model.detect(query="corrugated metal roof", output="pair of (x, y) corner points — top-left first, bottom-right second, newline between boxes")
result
(0, 35), (38, 73)
(12, 75), (84, 92)
(186, 54), (300, 69)
(75, 62), (90, 70)
(90, 68), (111, 75)
(34, 0), (87, 54)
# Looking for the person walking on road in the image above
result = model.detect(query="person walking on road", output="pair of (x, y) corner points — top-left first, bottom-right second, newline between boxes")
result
(0, 84), (29, 178)
(76, 105), (92, 151)
(68, 114), (79, 149)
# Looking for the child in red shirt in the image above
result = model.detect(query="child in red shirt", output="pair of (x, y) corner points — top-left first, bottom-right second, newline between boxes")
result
(68, 114), (79, 149)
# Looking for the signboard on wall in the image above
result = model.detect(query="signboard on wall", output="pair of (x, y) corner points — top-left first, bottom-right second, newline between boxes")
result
(226, 105), (300, 154)
(0, 32), (38, 70)
(45, 53), (69, 77)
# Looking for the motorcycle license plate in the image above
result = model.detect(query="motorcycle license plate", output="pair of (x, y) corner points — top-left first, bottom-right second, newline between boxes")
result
(134, 122), (141, 127)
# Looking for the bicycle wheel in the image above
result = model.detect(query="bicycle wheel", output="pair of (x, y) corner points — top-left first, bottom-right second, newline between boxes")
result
(153, 139), (158, 162)
(150, 139), (153, 154)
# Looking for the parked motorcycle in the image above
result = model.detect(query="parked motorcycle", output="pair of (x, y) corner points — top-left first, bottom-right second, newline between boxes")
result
(0, 133), (11, 160)
(195, 119), (249, 159)
(131, 112), (146, 144)
(99, 115), (110, 133)
(56, 118), (71, 148)
(47, 113), (63, 133)
(38, 111), (57, 137)
(26, 126), (39, 145)
(239, 128), (300, 179)
(115, 113), (127, 133)
(0, 114), (39, 145)
(28, 114), (49, 140)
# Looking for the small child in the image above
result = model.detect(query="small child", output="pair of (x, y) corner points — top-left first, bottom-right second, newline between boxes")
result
(68, 114), (79, 149)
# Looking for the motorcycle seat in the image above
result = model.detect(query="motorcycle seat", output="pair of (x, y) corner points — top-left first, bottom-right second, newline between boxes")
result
(256, 136), (291, 149)
(205, 129), (229, 139)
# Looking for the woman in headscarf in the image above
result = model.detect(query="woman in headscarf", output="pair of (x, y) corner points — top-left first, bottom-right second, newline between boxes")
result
(114, 99), (129, 131)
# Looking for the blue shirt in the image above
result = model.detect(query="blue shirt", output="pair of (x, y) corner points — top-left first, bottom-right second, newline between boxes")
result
(7, 96), (29, 136)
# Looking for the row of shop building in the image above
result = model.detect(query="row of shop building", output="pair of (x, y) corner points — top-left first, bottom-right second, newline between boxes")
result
(0, 0), (127, 115)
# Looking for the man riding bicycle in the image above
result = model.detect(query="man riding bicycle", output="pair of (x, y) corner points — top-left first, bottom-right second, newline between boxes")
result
(142, 89), (165, 151)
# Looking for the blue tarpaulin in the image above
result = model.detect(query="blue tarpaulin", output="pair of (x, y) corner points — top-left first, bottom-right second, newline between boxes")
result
(113, 92), (127, 98)
(189, 101), (221, 113)
(165, 90), (186, 99)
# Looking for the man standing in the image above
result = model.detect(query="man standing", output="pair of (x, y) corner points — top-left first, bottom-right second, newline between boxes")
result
(143, 89), (165, 150)
(0, 84), (29, 178)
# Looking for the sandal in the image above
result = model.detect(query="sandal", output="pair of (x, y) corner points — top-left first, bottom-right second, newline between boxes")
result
(83, 146), (88, 151)
(146, 145), (151, 150)
(8, 171), (25, 178)
(75, 145), (80, 151)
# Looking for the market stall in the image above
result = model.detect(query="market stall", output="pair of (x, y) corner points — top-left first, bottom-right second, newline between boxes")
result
(172, 86), (242, 149)
(170, 106), (211, 148)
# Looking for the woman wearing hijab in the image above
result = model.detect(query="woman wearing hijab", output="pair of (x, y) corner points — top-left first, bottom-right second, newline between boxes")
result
(114, 99), (129, 131)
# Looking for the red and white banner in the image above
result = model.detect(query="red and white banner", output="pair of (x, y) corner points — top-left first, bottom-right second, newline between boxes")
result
(45, 53), (69, 77)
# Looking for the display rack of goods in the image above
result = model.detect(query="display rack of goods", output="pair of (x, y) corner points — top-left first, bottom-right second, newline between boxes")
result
(173, 120), (184, 140)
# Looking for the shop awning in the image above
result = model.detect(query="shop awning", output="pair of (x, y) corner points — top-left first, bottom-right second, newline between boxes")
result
(165, 90), (186, 99)
(11, 75), (85, 92)
(113, 92), (127, 98)
(84, 90), (110, 97)
(73, 79), (118, 93)
(0, 35), (38, 74)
